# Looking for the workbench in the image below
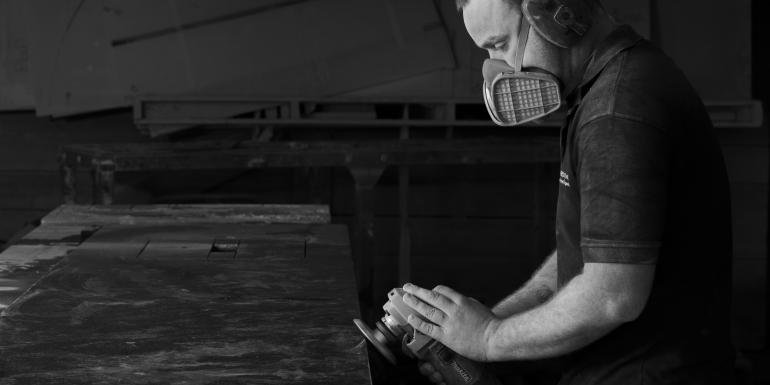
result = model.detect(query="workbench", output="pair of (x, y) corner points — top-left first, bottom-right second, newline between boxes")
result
(0, 204), (370, 384)
(59, 138), (561, 320)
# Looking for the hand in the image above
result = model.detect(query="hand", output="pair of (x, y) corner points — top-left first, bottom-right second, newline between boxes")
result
(418, 361), (445, 385)
(402, 283), (501, 361)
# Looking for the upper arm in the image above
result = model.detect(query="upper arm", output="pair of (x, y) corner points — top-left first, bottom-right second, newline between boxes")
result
(574, 116), (666, 322)
(582, 262), (656, 323)
(577, 116), (670, 265)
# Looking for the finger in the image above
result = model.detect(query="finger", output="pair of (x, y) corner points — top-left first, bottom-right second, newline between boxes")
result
(403, 283), (455, 311)
(418, 362), (435, 376)
(430, 372), (444, 383)
(403, 293), (447, 325)
(407, 314), (442, 340)
(432, 285), (463, 303)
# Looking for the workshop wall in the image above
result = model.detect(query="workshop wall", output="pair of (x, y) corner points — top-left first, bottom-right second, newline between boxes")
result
(720, 128), (768, 351)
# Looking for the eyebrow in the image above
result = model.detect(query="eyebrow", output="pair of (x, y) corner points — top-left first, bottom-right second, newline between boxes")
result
(479, 34), (508, 49)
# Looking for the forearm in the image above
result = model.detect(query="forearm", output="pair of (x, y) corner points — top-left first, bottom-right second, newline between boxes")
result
(401, 263), (654, 364)
(486, 271), (622, 361)
(491, 280), (553, 318)
(492, 251), (557, 318)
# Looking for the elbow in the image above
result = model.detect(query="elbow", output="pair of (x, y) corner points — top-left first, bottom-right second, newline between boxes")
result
(603, 294), (648, 324)
(579, 263), (656, 325)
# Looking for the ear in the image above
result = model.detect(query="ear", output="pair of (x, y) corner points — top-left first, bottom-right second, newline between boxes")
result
(522, 0), (593, 48)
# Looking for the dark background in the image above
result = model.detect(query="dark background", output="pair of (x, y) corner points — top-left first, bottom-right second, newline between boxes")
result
(0, 0), (767, 383)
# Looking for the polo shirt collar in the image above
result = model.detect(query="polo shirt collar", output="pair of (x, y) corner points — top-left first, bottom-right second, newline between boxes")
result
(565, 25), (643, 104)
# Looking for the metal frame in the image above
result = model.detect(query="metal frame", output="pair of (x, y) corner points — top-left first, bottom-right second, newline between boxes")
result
(133, 97), (765, 137)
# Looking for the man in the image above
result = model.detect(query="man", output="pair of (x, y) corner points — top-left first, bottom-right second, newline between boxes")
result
(402, 0), (735, 383)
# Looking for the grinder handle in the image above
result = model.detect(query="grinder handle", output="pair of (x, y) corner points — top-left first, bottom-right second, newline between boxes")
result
(421, 340), (502, 385)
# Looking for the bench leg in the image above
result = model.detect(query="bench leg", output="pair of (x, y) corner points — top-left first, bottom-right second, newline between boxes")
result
(92, 160), (116, 205)
(348, 166), (385, 323)
(60, 153), (76, 204)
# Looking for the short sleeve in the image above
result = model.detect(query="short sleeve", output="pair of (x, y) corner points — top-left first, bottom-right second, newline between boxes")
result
(576, 115), (670, 264)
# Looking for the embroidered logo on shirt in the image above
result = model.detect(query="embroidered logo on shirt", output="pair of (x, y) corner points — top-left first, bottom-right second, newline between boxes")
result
(559, 170), (571, 188)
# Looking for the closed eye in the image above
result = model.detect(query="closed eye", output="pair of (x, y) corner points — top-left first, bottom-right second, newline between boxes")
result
(480, 35), (509, 51)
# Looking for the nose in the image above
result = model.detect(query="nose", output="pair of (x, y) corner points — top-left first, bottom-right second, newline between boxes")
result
(487, 50), (516, 69)
(487, 50), (504, 61)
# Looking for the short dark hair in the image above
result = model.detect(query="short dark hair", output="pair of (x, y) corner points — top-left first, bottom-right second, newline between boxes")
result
(455, 0), (601, 12)
(455, 0), (520, 12)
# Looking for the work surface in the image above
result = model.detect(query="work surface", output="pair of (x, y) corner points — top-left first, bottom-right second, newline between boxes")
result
(0, 205), (370, 384)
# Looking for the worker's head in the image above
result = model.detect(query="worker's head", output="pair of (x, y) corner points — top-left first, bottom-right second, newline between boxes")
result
(457, 0), (526, 66)
(456, 0), (605, 125)
(457, 0), (600, 60)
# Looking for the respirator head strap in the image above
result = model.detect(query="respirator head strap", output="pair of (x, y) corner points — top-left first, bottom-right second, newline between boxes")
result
(513, 14), (531, 72)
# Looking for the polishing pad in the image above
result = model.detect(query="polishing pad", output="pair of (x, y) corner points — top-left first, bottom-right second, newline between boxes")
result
(353, 318), (397, 365)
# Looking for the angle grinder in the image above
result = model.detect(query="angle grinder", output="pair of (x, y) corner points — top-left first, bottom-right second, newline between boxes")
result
(354, 288), (501, 385)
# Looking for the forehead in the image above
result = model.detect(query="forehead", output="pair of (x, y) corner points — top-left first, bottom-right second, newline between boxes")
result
(462, 0), (521, 46)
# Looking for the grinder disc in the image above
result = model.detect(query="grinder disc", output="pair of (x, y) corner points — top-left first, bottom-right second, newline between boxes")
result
(353, 318), (397, 365)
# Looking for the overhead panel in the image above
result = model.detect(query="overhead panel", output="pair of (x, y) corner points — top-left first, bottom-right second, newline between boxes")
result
(25, 0), (454, 117)
(26, 0), (121, 116)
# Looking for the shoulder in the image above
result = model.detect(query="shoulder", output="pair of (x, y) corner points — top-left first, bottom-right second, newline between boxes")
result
(576, 40), (697, 132)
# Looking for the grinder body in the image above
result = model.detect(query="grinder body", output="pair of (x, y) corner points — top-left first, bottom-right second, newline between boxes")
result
(354, 288), (501, 385)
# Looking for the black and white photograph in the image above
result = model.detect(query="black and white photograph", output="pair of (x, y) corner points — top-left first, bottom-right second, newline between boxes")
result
(0, 0), (766, 384)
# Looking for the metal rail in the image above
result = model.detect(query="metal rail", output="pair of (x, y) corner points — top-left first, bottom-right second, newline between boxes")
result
(133, 97), (764, 137)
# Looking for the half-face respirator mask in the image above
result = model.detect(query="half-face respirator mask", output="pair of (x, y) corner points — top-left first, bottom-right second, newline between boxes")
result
(482, 16), (562, 126)
(482, 0), (593, 126)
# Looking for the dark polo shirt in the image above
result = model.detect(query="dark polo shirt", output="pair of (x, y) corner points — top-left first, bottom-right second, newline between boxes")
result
(555, 25), (735, 384)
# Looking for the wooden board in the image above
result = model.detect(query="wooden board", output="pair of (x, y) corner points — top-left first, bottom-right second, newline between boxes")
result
(41, 204), (331, 226)
(0, 209), (51, 244)
(0, 222), (369, 384)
